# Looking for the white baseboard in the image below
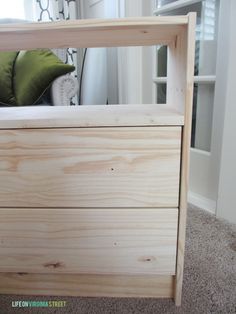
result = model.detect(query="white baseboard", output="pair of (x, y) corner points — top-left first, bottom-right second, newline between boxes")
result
(188, 192), (216, 215)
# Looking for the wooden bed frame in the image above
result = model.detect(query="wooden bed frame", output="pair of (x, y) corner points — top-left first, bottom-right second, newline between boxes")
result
(0, 14), (196, 306)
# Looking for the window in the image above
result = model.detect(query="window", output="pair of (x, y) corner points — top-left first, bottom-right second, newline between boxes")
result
(153, 0), (219, 152)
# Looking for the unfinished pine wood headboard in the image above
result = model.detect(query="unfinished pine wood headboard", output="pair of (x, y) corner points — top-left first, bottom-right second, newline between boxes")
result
(0, 15), (196, 306)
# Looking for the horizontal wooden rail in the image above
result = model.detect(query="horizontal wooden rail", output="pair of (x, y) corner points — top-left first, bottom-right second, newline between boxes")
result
(0, 104), (184, 129)
(153, 75), (216, 84)
(0, 16), (188, 51)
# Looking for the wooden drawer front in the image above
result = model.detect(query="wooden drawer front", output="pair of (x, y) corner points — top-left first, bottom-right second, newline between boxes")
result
(0, 127), (181, 208)
(0, 273), (175, 298)
(0, 208), (178, 275)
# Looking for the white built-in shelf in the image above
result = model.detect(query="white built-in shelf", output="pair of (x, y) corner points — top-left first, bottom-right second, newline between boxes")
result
(153, 75), (216, 84)
(154, 0), (202, 15)
(0, 104), (184, 129)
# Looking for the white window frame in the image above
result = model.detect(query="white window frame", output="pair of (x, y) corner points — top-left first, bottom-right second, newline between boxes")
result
(153, 0), (217, 101)
(153, 0), (224, 214)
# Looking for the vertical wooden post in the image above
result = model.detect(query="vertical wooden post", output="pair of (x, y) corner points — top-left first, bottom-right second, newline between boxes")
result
(167, 13), (196, 306)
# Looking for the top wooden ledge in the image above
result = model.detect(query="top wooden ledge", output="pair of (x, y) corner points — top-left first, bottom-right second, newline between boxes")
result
(0, 15), (192, 51)
(0, 104), (184, 129)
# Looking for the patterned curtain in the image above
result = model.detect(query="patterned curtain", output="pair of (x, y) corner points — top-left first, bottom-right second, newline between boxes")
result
(33, 0), (79, 105)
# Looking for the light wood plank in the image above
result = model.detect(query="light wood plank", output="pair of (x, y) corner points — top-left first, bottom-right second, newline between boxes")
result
(169, 13), (196, 306)
(0, 273), (174, 298)
(0, 104), (184, 129)
(0, 208), (178, 275)
(0, 17), (188, 51)
(0, 127), (181, 208)
(167, 29), (187, 113)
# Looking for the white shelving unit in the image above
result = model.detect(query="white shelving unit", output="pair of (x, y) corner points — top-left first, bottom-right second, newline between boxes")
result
(154, 0), (203, 15)
(153, 75), (216, 84)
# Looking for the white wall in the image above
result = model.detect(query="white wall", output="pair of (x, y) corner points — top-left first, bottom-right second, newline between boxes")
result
(216, 0), (236, 224)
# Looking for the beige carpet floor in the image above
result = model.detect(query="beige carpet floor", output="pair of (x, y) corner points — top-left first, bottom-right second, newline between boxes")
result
(0, 205), (235, 314)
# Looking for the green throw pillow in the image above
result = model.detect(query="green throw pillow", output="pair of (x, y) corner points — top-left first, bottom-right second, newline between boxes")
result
(0, 51), (19, 106)
(14, 49), (75, 106)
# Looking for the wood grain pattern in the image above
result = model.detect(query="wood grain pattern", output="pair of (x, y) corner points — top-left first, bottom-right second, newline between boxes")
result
(167, 31), (187, 113)
(171, 13), (196, 306)
(0, 273), (174, 298)
(0, 104), (184, 129)
(0, 208), (178, 275)
(0, 127), (181, 208)
(0, 17), (188, 51)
